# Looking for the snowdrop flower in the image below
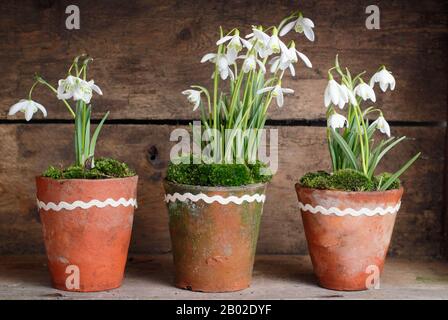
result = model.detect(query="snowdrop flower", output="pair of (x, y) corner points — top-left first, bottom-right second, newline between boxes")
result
(372, 116), (391, 137)
(280, 15), (315, 41)
(257, 84), (294, 108)
(324, 79), (349, 109)
(201, 52), (235, 80)
(216, 30), (250, 55)
(370, 67), (396, 92)
(328, 112), (348, 129)
(354, 82), (376, 102)
(182, 89), (202, 111)
(246, 28), (275, 58)
(241, 54), (266, 73)
(270, 41), (312, 76)
(8, 99), (47, 121)
(57, 75), (102, 104)
(267, 28), (283, 54)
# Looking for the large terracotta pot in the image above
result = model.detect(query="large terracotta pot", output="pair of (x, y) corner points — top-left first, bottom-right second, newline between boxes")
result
(163, 181), (267, 292)
(36, 176), (138, 292)
(295, 184), (403, 291)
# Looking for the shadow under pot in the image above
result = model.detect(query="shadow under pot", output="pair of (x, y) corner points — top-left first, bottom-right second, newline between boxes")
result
(295, 184), (403, 291)
(163, 181), (267, 292)
(36, 176), (138, 292)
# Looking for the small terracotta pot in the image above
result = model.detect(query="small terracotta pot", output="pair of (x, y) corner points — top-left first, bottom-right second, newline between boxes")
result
(163, 181), (267, 292)
(295, 184), (403, 291)
(36, 176), (138, 292)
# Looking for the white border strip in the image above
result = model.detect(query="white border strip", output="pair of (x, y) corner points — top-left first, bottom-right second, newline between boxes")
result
(164, 192), (265, 205)
(37, 198), (138, 212)
(298, 201), (401, 217)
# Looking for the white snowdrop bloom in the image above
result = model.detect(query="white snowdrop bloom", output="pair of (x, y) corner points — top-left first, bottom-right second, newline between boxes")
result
(372, 116), (391, 137)
(57, 75), (102, 104)
(8, 99), (47, 121)
(241, 54), (266, 73)
(201, 52), (235, 80)
(257, 84), (294, 108)
(216, 31), (250, 54)
(246, 28), (273, 59)
(280, 15), (315, 41)
(354, 82), (376, 102)
(370, 68), (396, 92)
(182, 89), (202, 111)
(328, 112), (348, 129)
(324, 79), (349, 109)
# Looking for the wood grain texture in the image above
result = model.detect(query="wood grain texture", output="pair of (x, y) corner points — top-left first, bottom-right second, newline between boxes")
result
(0, 0), (446, 121)
(0, 124), (443, 257)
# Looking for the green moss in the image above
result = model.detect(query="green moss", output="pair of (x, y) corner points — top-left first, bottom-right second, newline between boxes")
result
(166, 161), (273, 186)
(299, 169), (401, 192)
(330, 169), (375, 191)
(42, 158), (136, 179)
(299, 171), (331, 189)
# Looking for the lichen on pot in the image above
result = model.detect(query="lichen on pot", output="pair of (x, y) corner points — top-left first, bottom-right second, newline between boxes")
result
(166, 8), (317, 292)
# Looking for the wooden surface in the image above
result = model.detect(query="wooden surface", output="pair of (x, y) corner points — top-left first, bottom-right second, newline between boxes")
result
(0, 0), (447, 257)
(0, 0), (446, 121)
(0, 255), (447, 300)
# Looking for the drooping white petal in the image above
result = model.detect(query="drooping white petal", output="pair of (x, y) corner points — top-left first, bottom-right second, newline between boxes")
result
(296, 50), (312, 68)
(8, 99), (28, 116)
(303, 27), (315, 42)
(34, 101), (47, 117)
(201, 53), (217, 63)
(269, 56), (280, 73)
(256, 86), (274, 95)
(288, 63), (296, 76)
(282, 88), (294, 94)
(256, 59), (266, 73)
(24, 105), (34, 121)
(216, 35), (233, 45)
(279, 20), (296, 36)
(301, 17), (315, 28)
(89, 81), (103, 95)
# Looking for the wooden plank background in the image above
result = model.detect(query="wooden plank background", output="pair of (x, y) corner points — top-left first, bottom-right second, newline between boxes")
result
(0, 0), (447, 257)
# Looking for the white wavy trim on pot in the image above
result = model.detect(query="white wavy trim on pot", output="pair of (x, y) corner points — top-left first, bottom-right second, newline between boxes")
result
(164, 192), (266, 205)
(298, 201), (401, 217)
(37, 198), (138, 212)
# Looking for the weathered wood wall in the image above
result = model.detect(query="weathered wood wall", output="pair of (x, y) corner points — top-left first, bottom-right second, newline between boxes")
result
(0, 0), (446, 257)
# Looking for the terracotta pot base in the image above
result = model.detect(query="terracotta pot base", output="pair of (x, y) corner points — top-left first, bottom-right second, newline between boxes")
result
(295, 184), (403, 291)
(164, 181), (267, 293)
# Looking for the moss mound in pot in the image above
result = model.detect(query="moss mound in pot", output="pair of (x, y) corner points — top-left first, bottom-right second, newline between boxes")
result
(42, 157), (136, 179)
(166, 161), (273, 186)
(299, 169), (400, 192)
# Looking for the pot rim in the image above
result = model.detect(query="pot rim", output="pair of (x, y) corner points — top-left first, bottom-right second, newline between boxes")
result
(164, 179), (267, 192)
(36, 175), (138, 183)
(295, 183), (404, 196)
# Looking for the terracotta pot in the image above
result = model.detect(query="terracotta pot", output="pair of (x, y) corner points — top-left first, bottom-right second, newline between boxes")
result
(295, 184), (403, 291)
(36, 176), (138, 292)
(163, 181), (267, 292)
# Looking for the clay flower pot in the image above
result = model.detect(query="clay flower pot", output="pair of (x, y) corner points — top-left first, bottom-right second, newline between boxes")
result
(295, 184), (403, 291)
(36, 176), (138, 292)
(163, 181), (267, 292)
